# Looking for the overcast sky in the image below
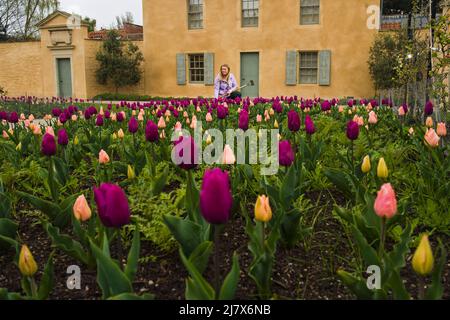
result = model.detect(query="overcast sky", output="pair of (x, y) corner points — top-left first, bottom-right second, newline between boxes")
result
(59, 0), (143, 29)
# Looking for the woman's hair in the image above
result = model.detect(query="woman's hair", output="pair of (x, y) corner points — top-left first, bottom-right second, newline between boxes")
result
(220, 64), (231, 80)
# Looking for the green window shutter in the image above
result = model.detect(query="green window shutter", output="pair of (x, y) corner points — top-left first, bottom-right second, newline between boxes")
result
(318, 50), (331, 86)
(204, 52), (215, 85)
(176, 53), (186, 85)
(286, 51), (298, 85)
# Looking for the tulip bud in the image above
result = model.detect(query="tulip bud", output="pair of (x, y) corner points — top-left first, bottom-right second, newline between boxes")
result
(112, 133), (117, 140)
(206, 134), (212, 145)
(18, 245), (38, 277)
(16, 142), (22, 151)
(274, 120), (279, 129)
(436, 122), (447, 137)
(73, 195), (92, 222)
(127, 165), (135, 180)
(221, 144), (236, 165)
(117, 129), (125, 140)
(374, 183), (397, 219)
(412, 234), (434, 276)
(74, 136), (79, 145)
(99, 149), (110, 164)
(425, 117), (433, 128)
(361, 155), (371, 173)
(254, 195), (272, 223)
(377, 157), (388, 179)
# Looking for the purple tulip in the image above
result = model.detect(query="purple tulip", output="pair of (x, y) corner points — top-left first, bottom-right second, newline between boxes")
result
(41, 133), (56, 156)
(59, 112), (68, 124)
(217, 105), (228, 119)
(94, 183), (131, 228)
(321, 100), (331, 112)
(145, 120), (159, 142)
(200, 168), (232, 224)
(8, 112), (18, 123)
(96, 115), (104, 127)
(402, 103), (409, 114)
(424, 101), (433, 116)
(238, 109), (249, 131)
(288, 110), (301, 132)
(117, 112), (124, 122)
(104, 110), (111, 119)
(346, 120), (359, 140)
(57, 129), (68, 146)
(305, 115), (316, 135)
(52, 108), (62, 117)
(128, 117), (139, 134)
(279, 140), (295, 166)
(84, 109), (92, 120)
(0, 111), (7, 120)
(173, 136), (199, 170)
(273, 101), (282, 113)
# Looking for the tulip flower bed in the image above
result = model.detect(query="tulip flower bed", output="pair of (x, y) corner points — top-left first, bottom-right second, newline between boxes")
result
(0, 96), (449, 300)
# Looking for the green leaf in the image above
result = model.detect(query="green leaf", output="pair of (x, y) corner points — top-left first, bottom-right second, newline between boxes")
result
(351, 224), (381, 267)
(425, 240), (447, 300)
(53, 157), (68, 186)
(219, 253), (240, 300)
(37, 252), (55, 300)
(386, 269), (410, 300)
(386, 223), (412, 272)
(90, 237), (133, 299)
(17, 191), (60, 221)
(185, 171), (201, 224)
(280, 165), (297, 206)
(280, 209), (302, 248)
(0, 193), (11, 219)
(43, 222), (93, 267)
(124, 228), (140, 282)
(180, 248), (215, 300)
(108, 293), (154, 300)
(163, 214), (204, 258)
(188, 241), (213, 274)
(336, 270), (374, 299)
(152, 166), (168, 196)
(0, 218), (18, 250)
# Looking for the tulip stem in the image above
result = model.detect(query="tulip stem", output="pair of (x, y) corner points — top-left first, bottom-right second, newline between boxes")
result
(28, 277), (38, 298)
(213, 224), (221, 299)
(351, 140), (354, 168)
(418, 277), (425, 300)
(378, 217), (386, 258)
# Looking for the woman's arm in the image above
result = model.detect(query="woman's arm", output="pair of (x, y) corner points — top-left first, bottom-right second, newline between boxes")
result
(214, 75), (220, 98)
(229, 74), (238, 93)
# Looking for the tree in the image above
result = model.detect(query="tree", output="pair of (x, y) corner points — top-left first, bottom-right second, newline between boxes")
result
(0, 0), (59, 40)
(83, 17), (96, 33)
(368, 33), (402, 91)
(115, 12), (134, 29)
(430, 9), (450, 120)
(95, 30), (144, 93)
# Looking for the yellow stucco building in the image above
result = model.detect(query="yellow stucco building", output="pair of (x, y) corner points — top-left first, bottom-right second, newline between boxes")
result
(144, 0), (380, 98)
(0, 0), (382, 99)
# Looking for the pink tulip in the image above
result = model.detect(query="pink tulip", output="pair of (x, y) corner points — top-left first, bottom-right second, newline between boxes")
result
(24, 120), (31, 128)
(398, 106), (405, 116)
(138, 113), (144, 121)
(338, 106), (345, 113)
(73, 195), (92, 222)
(99, 149), (110, 164)
(33, 125), (42, 135)
(221, 144), (236, 165)
(174, 121), (182, 131)
(71, 114), (78, 121)
(256, 114), (262, 123)
(205, 113), (213, 122)
(408, 127), (414, 136)
(424, 128), (440, 148)
(190, 116), (197, 129)
(158, 117), (166, 129)
(374, 183), (397, 219)
(437, 122), (447, 137)
(425, 116), (433, 128)
(368, 111), (378, 124)
(28, 114), (35, 121)
(2, 130), (9, 139)
(45, 126), (55, 136)
(111, 113), (117, 121)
